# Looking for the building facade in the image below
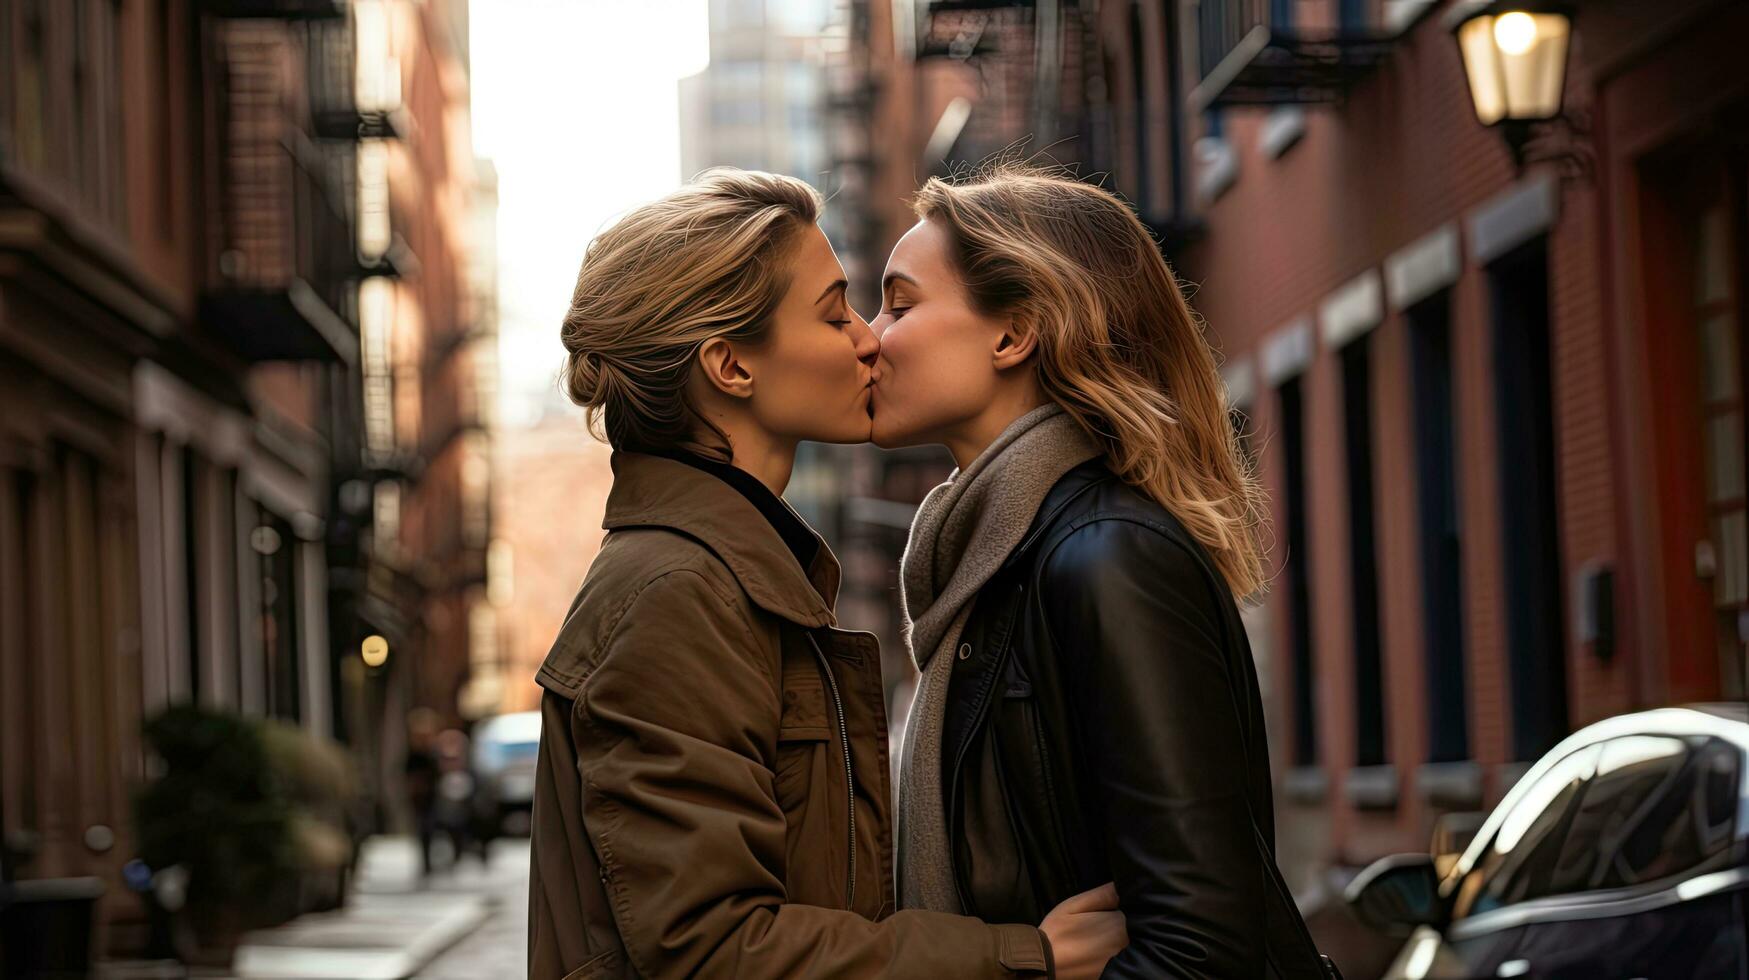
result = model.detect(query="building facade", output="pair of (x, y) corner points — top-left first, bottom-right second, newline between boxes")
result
(0, 0), (372, 949)
(0, 0), (497, 956)
(342, 0), (499, 804)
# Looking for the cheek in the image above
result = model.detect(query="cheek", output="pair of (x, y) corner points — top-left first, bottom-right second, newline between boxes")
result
(886, 317), (975, 387)
(877, 317), (987, 417)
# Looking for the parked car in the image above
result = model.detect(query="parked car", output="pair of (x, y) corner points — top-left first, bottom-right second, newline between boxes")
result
(471, 711), (542, 837)
(1347, 704), (1749, 978)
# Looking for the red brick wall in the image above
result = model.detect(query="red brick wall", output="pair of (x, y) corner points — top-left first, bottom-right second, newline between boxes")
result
(1173, 6), (1632, 865)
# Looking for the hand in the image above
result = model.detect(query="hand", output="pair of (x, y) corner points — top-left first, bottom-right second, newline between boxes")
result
(1039, 882), (1127, 980)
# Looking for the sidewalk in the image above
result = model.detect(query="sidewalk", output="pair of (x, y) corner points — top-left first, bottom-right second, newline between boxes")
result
(228, 837), (500, 980)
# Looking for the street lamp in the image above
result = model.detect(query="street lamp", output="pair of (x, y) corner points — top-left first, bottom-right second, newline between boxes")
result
(1450, 2), (1574, 168)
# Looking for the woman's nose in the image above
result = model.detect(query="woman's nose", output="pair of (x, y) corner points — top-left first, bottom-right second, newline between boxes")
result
(850, 311), (880, 367)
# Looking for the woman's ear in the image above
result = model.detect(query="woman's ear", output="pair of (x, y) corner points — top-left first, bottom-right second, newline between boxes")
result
(993, 318), (1038, 371)
(697, 337), (755, 399)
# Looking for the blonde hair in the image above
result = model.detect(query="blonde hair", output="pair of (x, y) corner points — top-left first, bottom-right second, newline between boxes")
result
(560, 168), (822, 458)
(912, 163), (1269, 598)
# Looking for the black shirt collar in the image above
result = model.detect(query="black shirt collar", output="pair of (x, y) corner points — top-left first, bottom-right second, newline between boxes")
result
(654, 450), (821, 574)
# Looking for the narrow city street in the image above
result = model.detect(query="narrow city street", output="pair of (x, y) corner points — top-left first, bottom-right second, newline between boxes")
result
(217, 837), (529, 980)
(409, 839), (530, 979)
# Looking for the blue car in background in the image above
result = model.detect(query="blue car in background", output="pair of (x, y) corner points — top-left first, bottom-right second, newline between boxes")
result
(1347, 705), (1749, 979)
(471, 711), (542, 838)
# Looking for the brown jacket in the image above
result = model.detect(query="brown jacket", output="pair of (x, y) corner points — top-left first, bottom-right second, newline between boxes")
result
(528, 452), (1053, 979)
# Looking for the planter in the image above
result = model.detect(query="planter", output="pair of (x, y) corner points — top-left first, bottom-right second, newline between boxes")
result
(0, 876), (104, 979)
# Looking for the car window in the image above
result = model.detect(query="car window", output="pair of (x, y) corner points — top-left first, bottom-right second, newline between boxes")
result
(1453, 745), (1599, 920)
(1451, 735), (1743, 921)
(1585, 735), (1740, 890)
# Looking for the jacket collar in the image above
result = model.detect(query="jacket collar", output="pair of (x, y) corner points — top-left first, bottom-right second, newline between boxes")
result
(602, 452), (838, 629)
(999, 459), (1115, 573)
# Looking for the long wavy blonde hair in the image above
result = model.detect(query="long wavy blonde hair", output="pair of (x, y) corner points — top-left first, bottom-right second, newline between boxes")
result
(912, 164), (1269, 598)
(559, 168), (822, 459)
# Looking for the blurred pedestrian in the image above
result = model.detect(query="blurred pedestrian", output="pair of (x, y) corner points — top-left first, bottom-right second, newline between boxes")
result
(434, 727), (480, 867)
(403, 707), (441, 878)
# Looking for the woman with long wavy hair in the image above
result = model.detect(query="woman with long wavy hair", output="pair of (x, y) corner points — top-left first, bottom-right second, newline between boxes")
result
(873, 163), (1338, 979)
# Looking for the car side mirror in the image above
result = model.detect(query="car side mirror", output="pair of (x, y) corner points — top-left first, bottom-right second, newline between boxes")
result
(1345, 853), (1448, 936)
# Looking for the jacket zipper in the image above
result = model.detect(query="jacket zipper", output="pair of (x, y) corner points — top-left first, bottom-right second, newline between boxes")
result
(809, 635), (856, 909)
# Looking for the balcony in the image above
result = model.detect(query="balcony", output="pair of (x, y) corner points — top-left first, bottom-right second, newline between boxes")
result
(918, 0), (1012, 61)
(202, 0), (347, 19)
(1190, 0), (1397, 110)
(308, 18), (404, 141)
(202, 23), (359, 363)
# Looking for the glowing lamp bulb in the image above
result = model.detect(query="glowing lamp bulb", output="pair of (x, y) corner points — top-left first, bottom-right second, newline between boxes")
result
(1493, 11), (1539, 56)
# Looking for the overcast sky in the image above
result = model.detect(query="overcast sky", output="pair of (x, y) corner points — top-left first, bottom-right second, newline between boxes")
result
(471, 0), (710, 427)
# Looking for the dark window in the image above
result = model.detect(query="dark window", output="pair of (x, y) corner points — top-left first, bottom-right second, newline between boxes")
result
(1338, 0), (1366, 35)
(1454, 744), (1599, 919)
(1408, 292), (1469, 762)
(1341, 337), (1387, 768)
(1270, 0), (1293, 30)
(258, 508), (301, 723)
(1581, 735), (1739, 891)
(182, 447), (201, 701)
(1279, 375), (1318, 767)
(1205, 108), (1225, 140)
(1128, 0), (1150, 215)
(1230, 405), (1258, 472)
(1490, 239), (1569, 760)
(1455, 734), (1741, 920)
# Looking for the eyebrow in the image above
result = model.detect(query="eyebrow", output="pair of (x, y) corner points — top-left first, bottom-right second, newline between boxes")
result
(814, 279), (848, 305)
(882, 271), (919, 292)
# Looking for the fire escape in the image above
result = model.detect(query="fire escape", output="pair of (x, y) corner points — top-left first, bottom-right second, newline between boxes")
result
(1189, 0), (1400, 110)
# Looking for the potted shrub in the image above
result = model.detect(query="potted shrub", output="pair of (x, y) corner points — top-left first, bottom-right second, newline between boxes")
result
(133, 706), (297, 966)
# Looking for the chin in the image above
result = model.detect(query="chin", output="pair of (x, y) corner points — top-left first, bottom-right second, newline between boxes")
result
(868, 415), (921, 450)
(808, 413), (875, 446)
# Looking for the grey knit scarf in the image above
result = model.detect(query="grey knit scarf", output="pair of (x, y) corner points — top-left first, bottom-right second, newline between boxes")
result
(895, 403), (1102, 912)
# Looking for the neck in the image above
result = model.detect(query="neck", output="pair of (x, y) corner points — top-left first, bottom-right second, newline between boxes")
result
(705, 418), (796, 496)
(943, 386), (1051, 471)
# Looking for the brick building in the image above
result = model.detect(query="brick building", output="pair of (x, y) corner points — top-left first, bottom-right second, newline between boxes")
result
(0, 0), (497, 956)
(343, 0), (499, 794)
(0, 0), (376, 950)
(827, 0), (1749, 959)
(1179, 0), (1747, 896)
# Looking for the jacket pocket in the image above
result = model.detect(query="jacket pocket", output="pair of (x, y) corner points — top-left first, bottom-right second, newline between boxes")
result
(775, 648), (843, 908)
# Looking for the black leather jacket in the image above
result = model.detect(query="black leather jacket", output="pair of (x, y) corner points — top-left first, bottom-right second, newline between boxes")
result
(944, 460), (1316, 978)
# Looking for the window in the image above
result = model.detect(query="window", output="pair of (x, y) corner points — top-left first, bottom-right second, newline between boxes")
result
(1580, 735), (1739, 891)
(1127, 0), (1150, 215)
(1453, 744), (1599, 919)
(1339, 0), (1367, 35)
(182, 447), (201, 700)
(1279, 375), (1318, 767)
(1341, 336), (1387, 769)
(254, 508), (301, 723)
(1453, 735), (1741, 921)
(1408, 292), (1469, 763)
(1490, 239), (1569, 760)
